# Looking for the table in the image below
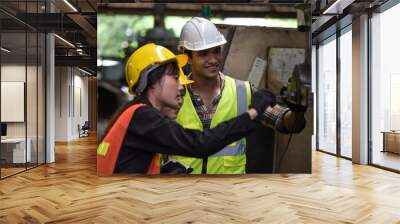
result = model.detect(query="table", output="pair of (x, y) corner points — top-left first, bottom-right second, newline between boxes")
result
(381, 131), (400, 154)
(1, 138), (31, 163)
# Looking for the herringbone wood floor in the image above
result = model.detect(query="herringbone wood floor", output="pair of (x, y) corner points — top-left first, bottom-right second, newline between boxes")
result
(1, 135), (400, 223)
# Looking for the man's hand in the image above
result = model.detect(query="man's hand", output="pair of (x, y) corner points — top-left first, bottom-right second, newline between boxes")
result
(285, 100), (307, 112)
(249, 89), (276, 118)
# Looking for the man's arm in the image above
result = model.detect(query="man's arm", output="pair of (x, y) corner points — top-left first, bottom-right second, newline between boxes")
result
(250, 83), (306, 133)
(261, 105), (306, 133)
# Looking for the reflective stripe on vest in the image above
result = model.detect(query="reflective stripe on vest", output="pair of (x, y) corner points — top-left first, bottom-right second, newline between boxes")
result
(212, 79), (247, 157)
(169, 76), (251, 174)
(97, 103), (161, 175)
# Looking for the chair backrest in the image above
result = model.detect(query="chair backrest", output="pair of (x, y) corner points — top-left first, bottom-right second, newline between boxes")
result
(82, 121), (90, 129)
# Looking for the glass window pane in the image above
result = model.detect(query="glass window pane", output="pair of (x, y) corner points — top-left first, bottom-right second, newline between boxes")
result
(1, 29), (28, 177)
(27, 31), (38, 169)
(318, 37), (337, 154)
(1, 0), (46, 179)
(340, 29), (352, 158)
(38, 32), (45, 165)
(371, 3), (400, 171)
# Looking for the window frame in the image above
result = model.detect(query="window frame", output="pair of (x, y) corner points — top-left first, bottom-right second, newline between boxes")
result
(368, 0), (400, 173)
(315, 19), (353, 161)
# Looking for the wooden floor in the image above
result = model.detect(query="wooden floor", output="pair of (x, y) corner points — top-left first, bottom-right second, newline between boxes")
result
(1, 163), (45, 178)
(1, 167), (26, 178)
(0, 135), (400, 223)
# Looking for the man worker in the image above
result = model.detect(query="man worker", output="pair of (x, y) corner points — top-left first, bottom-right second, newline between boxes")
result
(166, 17), (306, 174)
(97, 43), (276, 175)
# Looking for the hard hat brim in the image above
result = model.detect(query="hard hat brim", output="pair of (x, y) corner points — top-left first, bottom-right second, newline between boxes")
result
(179, 70), (194, 85)
(178, 39), (227, 52)
(175, 54), (193, 85)
(175, 54), (188, 67)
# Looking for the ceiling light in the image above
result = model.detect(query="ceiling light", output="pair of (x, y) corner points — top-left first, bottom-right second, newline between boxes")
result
(1, 47), (11, 53)
(54, 34), (75, 48)
(63, 0), (78, 12)
(78, 67), (92, 76)
(76, 44), (85, 48)
(76, 48), (86, 56)
(323, 0), (355, 15)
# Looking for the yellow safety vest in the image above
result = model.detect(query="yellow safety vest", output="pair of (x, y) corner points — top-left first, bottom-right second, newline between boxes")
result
(168, 75), (251, 174)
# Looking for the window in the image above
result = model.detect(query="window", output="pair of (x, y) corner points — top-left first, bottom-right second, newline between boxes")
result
(317, 36), (337, 154)
(0, 1), (47, 179)
(370, 2), (400, 171)
(339, 28), (352, 158)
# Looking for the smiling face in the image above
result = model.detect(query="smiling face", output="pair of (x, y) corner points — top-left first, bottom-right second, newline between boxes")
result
(188, 46), (222, 79)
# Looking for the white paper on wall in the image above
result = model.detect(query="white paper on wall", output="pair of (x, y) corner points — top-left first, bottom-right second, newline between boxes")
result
(248, 57), (267, 88)
(1, 82), (25, 122)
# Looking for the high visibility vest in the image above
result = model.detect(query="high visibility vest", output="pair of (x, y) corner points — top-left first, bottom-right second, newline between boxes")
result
(97, 103), (160, 175)
(168, 76), (251, 174)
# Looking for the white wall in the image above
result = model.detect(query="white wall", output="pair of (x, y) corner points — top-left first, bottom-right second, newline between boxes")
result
(55, 67), (69, 141)
(73, 72), (89, 136)
(1, 64), (46, 164)
(1, 65), (32, 138)
(55, 67), (89, 141)
(1, 65), (26, 144)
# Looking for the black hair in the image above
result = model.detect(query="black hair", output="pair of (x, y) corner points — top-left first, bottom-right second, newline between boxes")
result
(141, 61), (179, 95)
(185, 47), (221, 58)
(131, 60), (179, 96)
(184, 50), (192, 58)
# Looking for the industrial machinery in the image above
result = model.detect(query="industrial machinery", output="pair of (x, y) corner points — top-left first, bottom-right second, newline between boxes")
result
(281, 63), (309, 112)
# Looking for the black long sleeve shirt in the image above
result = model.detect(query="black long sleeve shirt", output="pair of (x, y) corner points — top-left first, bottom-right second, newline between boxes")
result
(114, 101), (256, 173)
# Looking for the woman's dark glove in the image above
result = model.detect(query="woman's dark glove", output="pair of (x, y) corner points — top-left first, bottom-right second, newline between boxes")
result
(161, 160), (193, 174)
(249, 89), (276, 117)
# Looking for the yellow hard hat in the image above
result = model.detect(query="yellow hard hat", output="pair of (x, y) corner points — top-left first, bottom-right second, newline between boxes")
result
(125, 43), (193, 94)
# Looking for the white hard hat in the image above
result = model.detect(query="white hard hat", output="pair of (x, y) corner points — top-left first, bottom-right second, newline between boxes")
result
(178, 17), (227, 52)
